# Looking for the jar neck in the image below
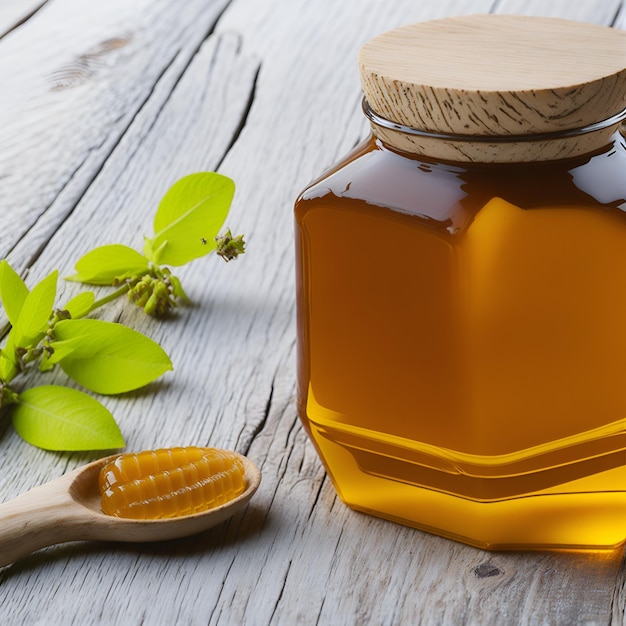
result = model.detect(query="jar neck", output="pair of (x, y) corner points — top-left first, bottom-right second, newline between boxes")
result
(363, 98), (626, 164)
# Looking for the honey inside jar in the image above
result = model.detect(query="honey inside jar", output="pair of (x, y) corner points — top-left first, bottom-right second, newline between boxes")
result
(296, 131), (626, 549)
(298, 135), (626, 453)
(99, 447), (246, 520)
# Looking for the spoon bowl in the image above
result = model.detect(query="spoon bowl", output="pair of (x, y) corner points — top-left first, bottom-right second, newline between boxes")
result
(0, 451), (261, 567)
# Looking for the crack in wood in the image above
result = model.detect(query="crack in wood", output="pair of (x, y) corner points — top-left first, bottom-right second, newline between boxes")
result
(0, 0), (48, 41)
(241, 375), (274, 457)
(268, 557), (292, 623)
(307, 474), (328, 522)
(143, 0), (237, 126)
(609, 2), (624, 26)
(216, 63), (261, 171)
(3, 149), (91, 269)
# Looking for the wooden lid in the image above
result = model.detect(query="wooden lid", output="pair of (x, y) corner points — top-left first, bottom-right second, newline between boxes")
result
(358, 15), (626, 161)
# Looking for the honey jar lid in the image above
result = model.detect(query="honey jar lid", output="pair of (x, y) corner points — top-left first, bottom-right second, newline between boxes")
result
(358, 15), (626, 161)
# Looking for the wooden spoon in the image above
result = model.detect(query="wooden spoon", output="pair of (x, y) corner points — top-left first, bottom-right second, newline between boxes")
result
(0, 451), (261, 568)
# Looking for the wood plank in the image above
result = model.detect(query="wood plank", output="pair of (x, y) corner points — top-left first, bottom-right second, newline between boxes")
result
(0, 0), (231, 265)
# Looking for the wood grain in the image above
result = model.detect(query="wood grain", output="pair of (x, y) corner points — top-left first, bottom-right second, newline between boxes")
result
(358, 15), (626, 161)
(0, 0), (624, 624)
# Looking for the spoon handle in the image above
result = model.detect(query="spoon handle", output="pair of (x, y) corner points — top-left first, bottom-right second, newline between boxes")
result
(0, 478), (82, 568)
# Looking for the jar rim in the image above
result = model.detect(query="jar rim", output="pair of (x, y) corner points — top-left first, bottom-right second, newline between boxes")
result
(362, 97), (626, 144)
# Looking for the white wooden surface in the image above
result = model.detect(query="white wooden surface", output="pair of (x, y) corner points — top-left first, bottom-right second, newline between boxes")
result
(0, 0), (625, 624)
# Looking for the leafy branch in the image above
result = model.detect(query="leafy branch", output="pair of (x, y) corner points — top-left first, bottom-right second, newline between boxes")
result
(0, 172), (244, 452)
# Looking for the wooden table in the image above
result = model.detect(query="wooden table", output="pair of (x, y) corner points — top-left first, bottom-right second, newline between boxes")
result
(1, 0), (625, 623)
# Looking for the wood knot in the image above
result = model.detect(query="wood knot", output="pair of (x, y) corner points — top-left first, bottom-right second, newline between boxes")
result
(472, 562), (502, 578)
(49, 34), (133, 91)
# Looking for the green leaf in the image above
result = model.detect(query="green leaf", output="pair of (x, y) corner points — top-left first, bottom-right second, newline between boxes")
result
(0, 260), (29, 326)
(0, 328), (19, 381)
(144, 172), (234, 266)
(14, 270), (57, 346)
(63, 291), (95, 319)
(51, 318), (173, 394)
(13, 385), (124, 451)
(66, 244), (150, 285)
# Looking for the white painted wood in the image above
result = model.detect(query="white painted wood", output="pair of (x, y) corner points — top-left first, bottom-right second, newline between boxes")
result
(0, 0), (624, 624)
(496, 0), (622, 23)
(0, 0), (232, 262)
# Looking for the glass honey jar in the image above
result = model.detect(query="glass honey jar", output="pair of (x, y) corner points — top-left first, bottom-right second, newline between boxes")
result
(294, 15), (626, 550)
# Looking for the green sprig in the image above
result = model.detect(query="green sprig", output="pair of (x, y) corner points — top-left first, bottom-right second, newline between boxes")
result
(67, 172), (243, 317)
(0, 171), (244, 451)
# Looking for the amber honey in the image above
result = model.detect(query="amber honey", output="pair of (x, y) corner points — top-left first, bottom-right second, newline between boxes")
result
(100, 447), (246, 519)
(295, 129), (626, 549)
